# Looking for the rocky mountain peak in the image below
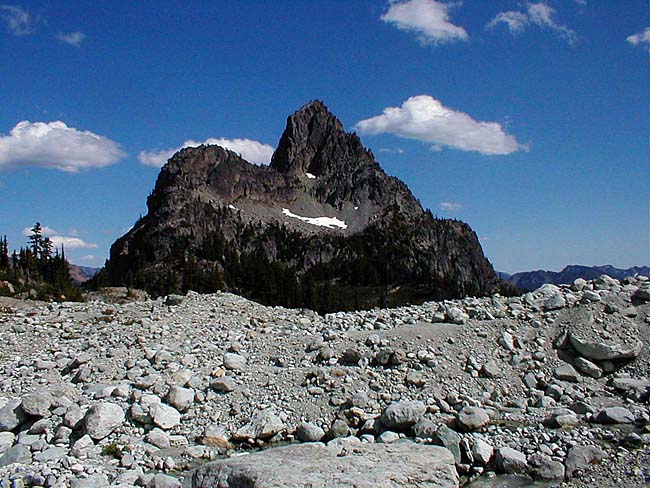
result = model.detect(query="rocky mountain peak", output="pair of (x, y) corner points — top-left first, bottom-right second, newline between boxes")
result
(270, 100), (373, 176)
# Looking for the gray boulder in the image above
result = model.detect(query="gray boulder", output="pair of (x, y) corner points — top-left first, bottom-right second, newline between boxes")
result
(380, 400), (426, 430)
(296, 421), (324, 442)
(564, 445), (607, 479)
(21, 392), (53, 417)
(84, 402), (125, 440)
(0, 444), (31, 467)
(0, 400), (25, 432)
(190, 442), (458, 488)
(495, 446), (528, 474)
(528, 453), (565, 480)
(593, 406), (635, 424)
(456, 406), (490, 432)
(233, 408), (285, 441)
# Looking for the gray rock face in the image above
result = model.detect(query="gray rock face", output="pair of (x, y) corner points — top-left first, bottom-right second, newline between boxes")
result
(83, 402), (125, 440)
(380, 400), (426, 430)
(190, 442), (458, 488)
(101, 100), (501, 312)
(456, 406), (490, 432)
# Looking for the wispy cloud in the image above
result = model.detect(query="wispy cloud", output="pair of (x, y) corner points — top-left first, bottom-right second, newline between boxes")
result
(55, 31), (85, 47)
(487, 2), (576, 44)
(355, 95), (525, 156)
(440, 201), (462, 211)
(0, 5), (31, 35)
(377, 147), (405, 154)
(381, 0), (468, 46)
(0, 120), (125, 172)
(139, 137), (275, 167)
(626, 27), (650, 47)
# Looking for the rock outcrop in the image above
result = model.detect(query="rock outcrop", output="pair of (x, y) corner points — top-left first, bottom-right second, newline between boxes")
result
(98, 101), (505, 312)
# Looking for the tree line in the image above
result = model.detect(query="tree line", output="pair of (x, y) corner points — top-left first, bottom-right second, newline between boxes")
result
(0, 222), (82, 301)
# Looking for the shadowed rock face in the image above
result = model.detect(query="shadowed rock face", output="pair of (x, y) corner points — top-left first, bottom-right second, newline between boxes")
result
(98, 100), (504, 312)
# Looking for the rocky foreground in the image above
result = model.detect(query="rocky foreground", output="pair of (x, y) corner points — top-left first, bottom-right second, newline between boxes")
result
(0, 275), (649, 487)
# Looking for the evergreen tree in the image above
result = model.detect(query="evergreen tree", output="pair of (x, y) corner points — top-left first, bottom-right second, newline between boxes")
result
(0, 236), (8, 270)
(29, 222), (43, 257)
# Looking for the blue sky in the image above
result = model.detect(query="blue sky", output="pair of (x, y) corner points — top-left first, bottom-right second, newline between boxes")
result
(0, 0), (647, 273)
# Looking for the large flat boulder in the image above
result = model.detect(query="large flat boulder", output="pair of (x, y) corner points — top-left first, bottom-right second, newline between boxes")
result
(191, 441), (458, 488)
(566, 311), (643, 361)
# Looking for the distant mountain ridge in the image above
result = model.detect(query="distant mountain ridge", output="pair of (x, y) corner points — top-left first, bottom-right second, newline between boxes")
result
(69, 265), (100, 284)
(506, 264), (650, 291)
(95, 100), (511, 312)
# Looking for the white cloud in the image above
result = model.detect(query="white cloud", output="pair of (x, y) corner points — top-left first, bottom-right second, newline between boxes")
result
(138, 137), (275, 167)
(49, 236), (97, 249)
(21, 224), (97, 250)
(626, 27), (650, 46)
(355, 95), (524, 156)
(79, 255), (96, 262)
(440, 201), (462, 211)
(55, 31), (85, 47)
(0, 120), (125, 172)
(487, 2), (576, 44)
(22, 225), (58, 237)
(0, 5), (31, 36)
(380, 0), (468, 46)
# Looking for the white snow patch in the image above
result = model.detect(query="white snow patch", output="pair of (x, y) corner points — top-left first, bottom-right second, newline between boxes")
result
(305, 172), (316, 179)
(282, 208), (347, 229)
(354, 206), (359, 210)
(228, 204), (237, 210)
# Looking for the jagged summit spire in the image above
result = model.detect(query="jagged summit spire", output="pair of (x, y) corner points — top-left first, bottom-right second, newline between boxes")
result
(270, 100), (370, 176)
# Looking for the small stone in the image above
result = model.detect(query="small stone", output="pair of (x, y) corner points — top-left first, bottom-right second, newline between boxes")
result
(432, 425), (461, 463)
(574, 357), (603, 378)
(211, 376), (237, 393)
(148, 473), (182, 488)
(223, 353), (246, 370)
(377, 431), (400, 443)
(554, 364), (580, 382)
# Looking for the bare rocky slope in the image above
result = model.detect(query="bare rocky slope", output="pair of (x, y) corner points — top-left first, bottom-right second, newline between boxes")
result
(97, 101), (507, 312)
(0, 274), (648, 487)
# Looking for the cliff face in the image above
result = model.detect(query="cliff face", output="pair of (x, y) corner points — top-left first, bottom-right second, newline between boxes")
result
(99, 101), (503, 312)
